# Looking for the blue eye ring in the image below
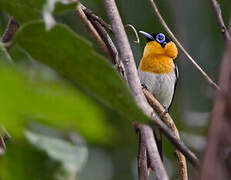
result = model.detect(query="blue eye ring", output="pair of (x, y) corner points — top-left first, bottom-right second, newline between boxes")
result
(156, 33), (165, 44)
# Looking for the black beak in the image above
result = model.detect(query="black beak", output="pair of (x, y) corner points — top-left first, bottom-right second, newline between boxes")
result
(139, 31), (154, 42)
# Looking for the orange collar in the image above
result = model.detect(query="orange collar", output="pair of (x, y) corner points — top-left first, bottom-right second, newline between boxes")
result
(139, 41), (178, 74)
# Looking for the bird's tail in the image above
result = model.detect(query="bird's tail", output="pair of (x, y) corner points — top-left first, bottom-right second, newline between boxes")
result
(153, 128), (163, 161)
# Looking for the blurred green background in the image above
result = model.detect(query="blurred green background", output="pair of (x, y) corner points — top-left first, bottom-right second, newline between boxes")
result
(0, 0), (230, 179)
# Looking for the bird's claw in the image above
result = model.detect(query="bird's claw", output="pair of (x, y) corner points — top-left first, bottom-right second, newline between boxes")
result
(163, 107), (168, 114)
(141, 83), (148, 90)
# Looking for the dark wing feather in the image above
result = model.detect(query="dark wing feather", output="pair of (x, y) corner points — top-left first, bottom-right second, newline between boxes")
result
(153, 129), (163, 161)
(166, 62), (179, 111)
(174, 62), (179, 81)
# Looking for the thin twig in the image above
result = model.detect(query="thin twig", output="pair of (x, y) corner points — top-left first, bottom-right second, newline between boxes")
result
(209, 0), (231, 42)
(81, 5), (112, 32)
(103, 0), (199, 168)
(125, 24), (140, 44)
(87, 18), (117, 64)
(82, 6), (125, 76)
(143, 88), (188, 180)
(1, 17), (20, 51)
(75, 4), (110, 57)
(149, 0), (220, 91)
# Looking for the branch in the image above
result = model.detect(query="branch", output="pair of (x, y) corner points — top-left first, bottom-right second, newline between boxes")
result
(198, 8), (231, 180)
(81, 6), (112, 32)
(103, 0), (199, 168)
(134, 123), (168, 180)
(134, 123), (149, 180)
(103, 0), (169, 179)
(149, 0), (220, 91)
(75, 4), (110, 57)
(209, 0), (231, 42)
(141, 124), (168, 180)
(78, 2), (198, 172)
(103, 0), (149, 108)
(199, 32), (231, 180)
(143, 88), (188, 180)
(81, 6), (124, 76)
(81, 5), (167, 178)
(1, 17), (20, 50)
(102, 0), (199, 169)
(83, 7), (188, 177)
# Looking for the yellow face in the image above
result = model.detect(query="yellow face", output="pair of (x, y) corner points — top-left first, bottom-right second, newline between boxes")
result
(139, 41), (178, 74)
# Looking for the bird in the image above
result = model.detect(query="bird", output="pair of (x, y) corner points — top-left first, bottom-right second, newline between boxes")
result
(138, 31), (178, 159)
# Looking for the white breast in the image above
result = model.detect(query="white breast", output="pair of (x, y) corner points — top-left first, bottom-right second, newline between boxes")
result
(138, 70), (176, 109)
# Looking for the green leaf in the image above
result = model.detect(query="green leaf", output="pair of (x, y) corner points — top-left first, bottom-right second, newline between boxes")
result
(25, 130), (88, 175)
(0, 142), (61, 180)
(0, 42), (12, 63)
(0, 0), (77, 24)
(0, 66), (114, 144)
(43, 0), (77, 30)
(13, 21), (149, 124)
(0, 0), (44, 23)
(8, 44), (33, 63)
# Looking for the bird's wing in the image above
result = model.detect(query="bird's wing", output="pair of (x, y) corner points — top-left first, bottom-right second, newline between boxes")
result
(166, 62), (178, 111)
(174, 62), (179, 81)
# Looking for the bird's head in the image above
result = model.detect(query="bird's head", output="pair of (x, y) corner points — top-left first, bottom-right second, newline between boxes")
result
(139, 31), (178, 59)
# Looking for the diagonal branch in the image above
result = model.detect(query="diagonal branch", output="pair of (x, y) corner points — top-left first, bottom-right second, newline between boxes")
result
(143, 88), (188, 180)
(149, 0), (220, 91)
(75, 4), (110, 57)
(1, 17), (20, 51)
(103, 0), (168, 179)
(81, 6), (124, 76)
(81, 6), (112, 32)
(209, 0), (231, 42)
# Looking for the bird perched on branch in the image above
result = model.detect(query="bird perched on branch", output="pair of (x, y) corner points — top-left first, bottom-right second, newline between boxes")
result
(138, 31), (178, 159)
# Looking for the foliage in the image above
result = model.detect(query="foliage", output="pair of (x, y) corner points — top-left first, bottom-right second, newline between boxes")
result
(0, 0), (149, 179)
(0, 0), (230, 179)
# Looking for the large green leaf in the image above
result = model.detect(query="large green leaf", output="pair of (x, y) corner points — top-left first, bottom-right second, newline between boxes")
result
(0, 42), (12, 63)
(13, 22), (149, 124)
(0, 65), (114, 143)
(25, 130), (88, 177)
(0, 142), (61, 180)
(0, 0), (76, 24)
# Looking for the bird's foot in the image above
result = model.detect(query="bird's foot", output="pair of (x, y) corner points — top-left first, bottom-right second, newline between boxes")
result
(163, 107), (169, 114)
(141, 83), (148, 90)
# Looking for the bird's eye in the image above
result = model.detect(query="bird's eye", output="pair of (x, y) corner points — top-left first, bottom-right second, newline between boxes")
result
(156, 33), (165, 44)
